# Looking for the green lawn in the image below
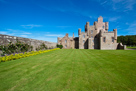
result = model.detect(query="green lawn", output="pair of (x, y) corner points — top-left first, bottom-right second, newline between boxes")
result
(127, 46), (136, 49)
(0, 49), (136, 91)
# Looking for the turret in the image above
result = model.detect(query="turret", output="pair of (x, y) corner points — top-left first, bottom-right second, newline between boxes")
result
(113, 29), (117, 40)
(86, 22), (89, 36)
(73, 32), (74, 38)
(94, 22), (98, 30)
(105, 22), (109, 31)
(78, 28), (81, 35)
(98, 16), (103, 23)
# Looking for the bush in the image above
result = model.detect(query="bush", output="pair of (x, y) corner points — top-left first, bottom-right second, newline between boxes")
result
(36, 43), (47, 51)
(0, 41), (33, 56)
(57, 44), (63, 49)
(0, 48), (60, 63)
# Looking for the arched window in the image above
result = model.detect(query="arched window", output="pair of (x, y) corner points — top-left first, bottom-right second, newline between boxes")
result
(65, 40), (67, 43)
(83, 35), (85, 38)
(91, 30), (93, 34)
(83, 40), (85, 43)
(103, 26), (105, 29)
(103, 37), (106, 42)
(112, 37), (114, 43)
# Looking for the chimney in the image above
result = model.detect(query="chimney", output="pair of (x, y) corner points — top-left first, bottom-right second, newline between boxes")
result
(78, 28), (81, 35)
(73, 32), (74, 38)
(66, 33), (68, 37)
(98, 16), (103, 23)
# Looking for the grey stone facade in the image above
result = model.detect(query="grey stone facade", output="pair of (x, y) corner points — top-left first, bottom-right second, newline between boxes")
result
(58, 16), (125, 50)
(0, 34), (57, 50)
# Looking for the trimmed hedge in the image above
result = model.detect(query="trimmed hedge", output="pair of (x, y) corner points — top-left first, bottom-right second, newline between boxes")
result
(0, 48), (60, 63)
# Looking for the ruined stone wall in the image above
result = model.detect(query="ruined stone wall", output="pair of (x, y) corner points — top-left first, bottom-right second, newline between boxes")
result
(0, 34), (57, 51)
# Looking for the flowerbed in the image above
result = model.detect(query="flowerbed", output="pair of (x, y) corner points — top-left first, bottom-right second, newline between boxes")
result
(0, 48), (60, 63)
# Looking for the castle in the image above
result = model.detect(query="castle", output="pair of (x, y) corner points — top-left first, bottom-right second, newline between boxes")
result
(57, 16), (125, 50)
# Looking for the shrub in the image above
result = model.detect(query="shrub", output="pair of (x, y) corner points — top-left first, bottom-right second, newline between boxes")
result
(0, 48), (60, 63)
(36, 43), (47, 51)
(0, 41), (33, 56)
(57, 44), (63, 49)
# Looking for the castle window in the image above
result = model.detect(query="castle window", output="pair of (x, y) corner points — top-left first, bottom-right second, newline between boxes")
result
(91, 30), (93, 34)
(103, 37), (106, 42)
(83, 40), (85, 43)
(92, 40), (94, 43)
(92, 45), (94, 48)
(112, 37), (114, 43)
(103, 26), (105, 29)
(83, 35), (85, 38)
(65, 40), (67, 43)
(106, 26), (108, 28)
(65, 45), (67, 48)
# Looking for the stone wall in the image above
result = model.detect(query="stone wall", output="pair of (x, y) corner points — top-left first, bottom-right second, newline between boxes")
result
(100, 32), (118, 50)
(117, 43), (126, 50)
(0, 34), (57, 51)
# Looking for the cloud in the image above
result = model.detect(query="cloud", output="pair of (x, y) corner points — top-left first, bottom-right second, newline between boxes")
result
(125, 21), (136, 34)
(100, 1), (107, 5)
(127, 23), (136, 30)
(89, 16), (98, 19)
(21, 24), (42, 29)
(45, 34), (64, 37)
(20, 35), (28, 37)
(108, 16), (120, 22)
(22, 32), (32, 34)
(56, 26), (72, 28)
(111, 0), (136, 12)
(6, 29), (32, 35)
(0, 31), (7, 34)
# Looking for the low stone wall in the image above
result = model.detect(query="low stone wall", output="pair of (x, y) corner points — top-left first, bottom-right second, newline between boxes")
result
(117, 43), (126, 50)
(0, 34), (57, 52)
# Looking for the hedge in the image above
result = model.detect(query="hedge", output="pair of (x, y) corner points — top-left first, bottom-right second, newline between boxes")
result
(0, 48), (60, 63)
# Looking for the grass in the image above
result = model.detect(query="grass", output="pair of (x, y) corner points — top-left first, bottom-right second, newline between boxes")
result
(0, 49), (136, 91)
(127, 46), (136, 49)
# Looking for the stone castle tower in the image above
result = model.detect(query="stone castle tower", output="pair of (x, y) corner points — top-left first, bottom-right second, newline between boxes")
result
(58, 16), (124, 50)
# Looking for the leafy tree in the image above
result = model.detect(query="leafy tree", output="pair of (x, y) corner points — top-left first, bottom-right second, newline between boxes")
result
(57, 44), (63, 49)
(117, 35), (136, 46)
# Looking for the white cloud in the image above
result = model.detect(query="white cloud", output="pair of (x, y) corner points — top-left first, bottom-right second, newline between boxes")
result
(56, 26), (71, 28)
(22, 32), (32, 34)
(100, 1), (107, 5)
(112, 0), (136, 11)
(108, 17), (120, 22)
(20, 35), (28, 37)
(0, 31), (7, 34)
(6, 29), (32, 35)
(21, 24), (42, 29)
(45, 34), (64, 37)
(125, 21), (136, 34)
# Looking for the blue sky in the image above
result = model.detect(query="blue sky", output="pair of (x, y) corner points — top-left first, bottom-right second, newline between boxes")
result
(0, 0), (136, 42)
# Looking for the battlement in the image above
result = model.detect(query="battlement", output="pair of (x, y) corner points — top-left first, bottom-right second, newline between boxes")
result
(103, 31), (114, 33)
